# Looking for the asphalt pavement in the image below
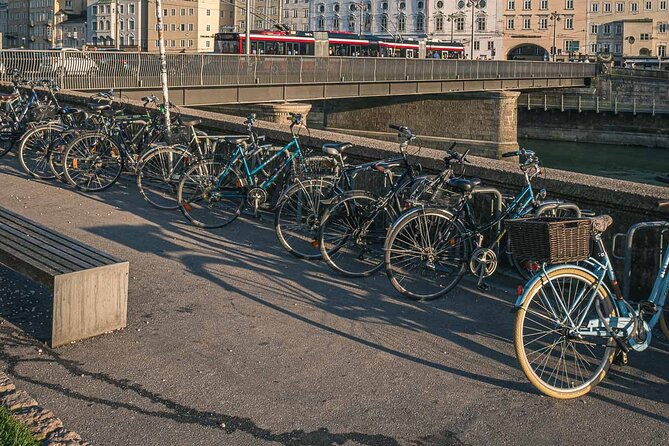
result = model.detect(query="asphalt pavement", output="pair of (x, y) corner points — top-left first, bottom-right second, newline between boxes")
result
(0, 153), (667, 446)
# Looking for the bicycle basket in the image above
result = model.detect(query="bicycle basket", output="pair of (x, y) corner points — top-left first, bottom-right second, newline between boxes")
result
(295, 155), (338, 180)
(507, 217), (592, 264)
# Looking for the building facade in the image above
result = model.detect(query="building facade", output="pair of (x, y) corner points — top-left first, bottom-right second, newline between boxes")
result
(499, 0), (588, 61)
(231, 0), (282, 32)
(282, 0), (311, 32)
(427, 0), (502, 60)
(145, 0), (219, 52)
(587, 0), (668, 62)
(0, 0), (8, 48)
(219, 0), (235, 31)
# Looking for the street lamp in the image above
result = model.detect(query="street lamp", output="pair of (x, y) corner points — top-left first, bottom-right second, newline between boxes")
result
(467, 0), (483, 60)
(446, 13), (460, 43)
(550, 11), (562, 62)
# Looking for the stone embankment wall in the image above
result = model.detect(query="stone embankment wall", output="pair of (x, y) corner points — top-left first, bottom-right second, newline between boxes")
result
(519, 69), (669, 147)
(59, 90), (669, 295)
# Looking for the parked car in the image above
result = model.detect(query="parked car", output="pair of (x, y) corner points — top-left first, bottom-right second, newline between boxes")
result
(39, 48), (99, 76)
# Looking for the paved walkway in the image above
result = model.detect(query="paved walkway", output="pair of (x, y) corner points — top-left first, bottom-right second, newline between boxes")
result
(0, 154), (667, 446)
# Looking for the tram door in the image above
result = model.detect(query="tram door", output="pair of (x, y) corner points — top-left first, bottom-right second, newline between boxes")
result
(287, 42), (300, 55)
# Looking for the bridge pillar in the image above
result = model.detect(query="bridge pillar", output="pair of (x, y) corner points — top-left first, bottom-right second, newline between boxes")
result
(322, 92), (521, 159)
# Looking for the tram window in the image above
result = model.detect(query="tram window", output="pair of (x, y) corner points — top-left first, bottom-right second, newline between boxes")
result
(217, 40), (239, 53)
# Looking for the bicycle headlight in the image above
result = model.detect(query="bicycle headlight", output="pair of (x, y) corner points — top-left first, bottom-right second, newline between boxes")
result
(538, 189), (547, 200)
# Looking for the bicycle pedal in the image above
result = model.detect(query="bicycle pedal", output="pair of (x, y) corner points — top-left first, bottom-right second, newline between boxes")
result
(477, 282), (489, 291)
(614, 351), (629, 367)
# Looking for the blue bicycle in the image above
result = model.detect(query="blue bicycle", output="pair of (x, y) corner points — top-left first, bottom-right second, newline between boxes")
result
(513, 203), (669, 398)
(176, 113), (331, 228)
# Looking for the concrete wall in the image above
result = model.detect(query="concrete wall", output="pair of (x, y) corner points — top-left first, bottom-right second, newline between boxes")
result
(320, 92), (520, 159)
(595, 69), (669, 103)
(57, 89), (669, 295)
(519, 109), (669, 148)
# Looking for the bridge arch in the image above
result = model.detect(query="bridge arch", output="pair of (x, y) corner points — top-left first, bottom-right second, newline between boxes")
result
(507, 44), (549, 61)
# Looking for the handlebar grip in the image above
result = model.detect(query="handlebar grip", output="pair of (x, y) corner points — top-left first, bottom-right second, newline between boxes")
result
(389, 124), (403, 131)
(502, 151), (518, 158)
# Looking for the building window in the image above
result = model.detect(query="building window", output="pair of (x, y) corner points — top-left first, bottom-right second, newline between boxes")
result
(189, 8), (194, 15)
(318, 16), (325, 30)
(416, 14), (424, 31)
(380, 14), (388, 32)
(488, 41), (494, 50)
(640, 33), (650, 40)
(660, 23), (668, 33)
(435, 15), (444, 31)
(661, 1), (668, 10)
(630, 2), (638, 12)
(523, 0), (531, 10)
(645, 1), (652, 10)
(129, 4), (135, 14)
(591, 2), (599, 12)
(523, 17), (531, 29)
(304, 9), (309, 18)
(206, 40), (210, 48)
(206, 9), (211, 16)
(508, 0), (515, 10)
(604, 2), (612, 12)
(333, 17), (339, 30)
(540, 17), (548, 29)
(540, 0), (548, 8)
(591, 24), (598, 34)
(455, 16), (465, 31)
(565, 0), (574, 9)
(189, 23), (194, 31)
(616, 2), (624, 12)
(171, 8), (176, 15)
(398, 14), (406, 32)
(474, 41), (480, 50)
(477, 16), (486, 31)
(284, 10), (289, 18)
(615, 44), (622, 53)
(129, 19), (134, 30)
(564, 17), (573, 29)
(506, 17), (515, 29)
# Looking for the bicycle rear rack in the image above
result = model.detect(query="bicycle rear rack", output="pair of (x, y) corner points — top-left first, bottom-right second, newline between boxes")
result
(612, 222), (669, 299)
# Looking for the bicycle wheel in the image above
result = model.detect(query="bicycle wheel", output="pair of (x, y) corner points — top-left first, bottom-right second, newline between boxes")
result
(48, 128), (80, 181)
(385, 208), (470, 301)
(274, 178), (336, 260)
(509, 203), (582, 280)
(0, 112), (15, 157)
(318, 192), (395, 277)
(137, 145), (191, 210)
(177, 159), (246, 228)
(515, 267), (618, 399)
(18, 125), (65, 179)
(63, 133), (124, 192)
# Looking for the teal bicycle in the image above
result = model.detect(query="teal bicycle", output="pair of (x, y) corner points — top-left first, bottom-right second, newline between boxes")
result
(176, 113), (331, 228)
(512, 203), (669, 399)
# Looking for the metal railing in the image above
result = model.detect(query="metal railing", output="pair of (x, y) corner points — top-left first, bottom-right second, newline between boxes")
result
(520, 92), (669, 115)
(0, 50), (598, 91)
(609, 67), (669, 80)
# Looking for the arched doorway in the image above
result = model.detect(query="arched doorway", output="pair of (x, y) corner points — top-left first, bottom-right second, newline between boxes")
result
(507, 44), (549, 61)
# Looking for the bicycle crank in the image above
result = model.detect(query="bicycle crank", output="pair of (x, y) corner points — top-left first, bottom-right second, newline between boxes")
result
(470, 248), (497, 291)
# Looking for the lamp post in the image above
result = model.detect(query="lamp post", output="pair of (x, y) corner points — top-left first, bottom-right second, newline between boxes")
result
(446, 12), (459, 43)
(550, 11), (562, 62)
(467, 0), (482, 60)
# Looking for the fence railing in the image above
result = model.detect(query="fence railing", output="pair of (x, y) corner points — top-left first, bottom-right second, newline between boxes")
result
(0, 50), (598, 91)
(520, 92), (669, 115)
(609, 67), (669, 80)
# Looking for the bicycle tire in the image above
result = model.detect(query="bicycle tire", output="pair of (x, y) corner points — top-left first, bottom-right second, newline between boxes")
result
(48, 128), (81, 182)
(137, 145), (192, 210)
(515, 267), (618, 399)
(177, 159), (246, 228)
(63, 132), (124, 192)
(18, 124), (66, 180)
(318, 191), (396, 277)
(0, 111), (15, 157)
(274, 178), (337, 260)
(385, 207), (470, 301)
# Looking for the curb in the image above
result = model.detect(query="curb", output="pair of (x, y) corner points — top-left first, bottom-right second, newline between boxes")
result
(0, 372), (89, 446)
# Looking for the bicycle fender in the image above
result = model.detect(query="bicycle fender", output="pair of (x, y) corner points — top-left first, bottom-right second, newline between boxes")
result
(385, 206), (469, 252)
(514, 264), (612, 310)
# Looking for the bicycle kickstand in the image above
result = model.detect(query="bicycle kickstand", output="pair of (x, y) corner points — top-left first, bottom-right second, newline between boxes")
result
(476, 271), (489, 291)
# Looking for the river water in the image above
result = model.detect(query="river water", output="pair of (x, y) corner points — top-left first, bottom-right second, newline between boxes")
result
(519, 139), (668, 185)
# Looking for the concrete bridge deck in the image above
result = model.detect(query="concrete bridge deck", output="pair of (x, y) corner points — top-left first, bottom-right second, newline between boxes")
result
(0, 51), (596, 105)
(0, 153), (667, 446)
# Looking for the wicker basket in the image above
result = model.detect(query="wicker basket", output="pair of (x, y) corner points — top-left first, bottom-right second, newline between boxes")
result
(507, 217), (592, 264)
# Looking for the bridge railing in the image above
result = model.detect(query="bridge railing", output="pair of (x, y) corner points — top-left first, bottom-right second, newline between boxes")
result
(520, 92), (669, 115)
(0, 50), (598, 90)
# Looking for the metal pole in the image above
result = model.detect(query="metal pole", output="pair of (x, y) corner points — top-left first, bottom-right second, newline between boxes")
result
(469, 1), (476, 60)
(115, 0), (120, 50)
(245, 0), (251, 55)
(155, 0), (171, 135)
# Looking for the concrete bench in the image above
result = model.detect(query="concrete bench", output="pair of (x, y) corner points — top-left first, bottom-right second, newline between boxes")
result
(0, 207), (128, 347)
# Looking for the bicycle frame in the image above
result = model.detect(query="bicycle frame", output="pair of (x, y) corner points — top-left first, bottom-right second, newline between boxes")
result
(215, 137), (303, 194)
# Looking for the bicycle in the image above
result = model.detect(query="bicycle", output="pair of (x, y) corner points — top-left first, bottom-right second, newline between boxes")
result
(176, 113), (332, 228)
(315, 125), (437, 277)
(137, 111), (254, 210)
(383, 149), (582, 301)
(62, 94), (174, 192)
(512, 202), (669, 399)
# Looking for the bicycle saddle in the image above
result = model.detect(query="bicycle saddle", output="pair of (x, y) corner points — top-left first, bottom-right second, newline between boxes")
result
(591, 215), (613, 233)
(57, 107), (81, 115)
(179, 117), (201, 127)
(225, 136), (249, 146)
(322, 142), (353, 156)
(88, 102), (111, 111)
(0, 93), (19, 101)
(372, 159), (403, 173)
(447, 178), (481, 192)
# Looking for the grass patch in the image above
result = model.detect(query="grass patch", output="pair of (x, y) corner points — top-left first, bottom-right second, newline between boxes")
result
(0, 406), (39, 446)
